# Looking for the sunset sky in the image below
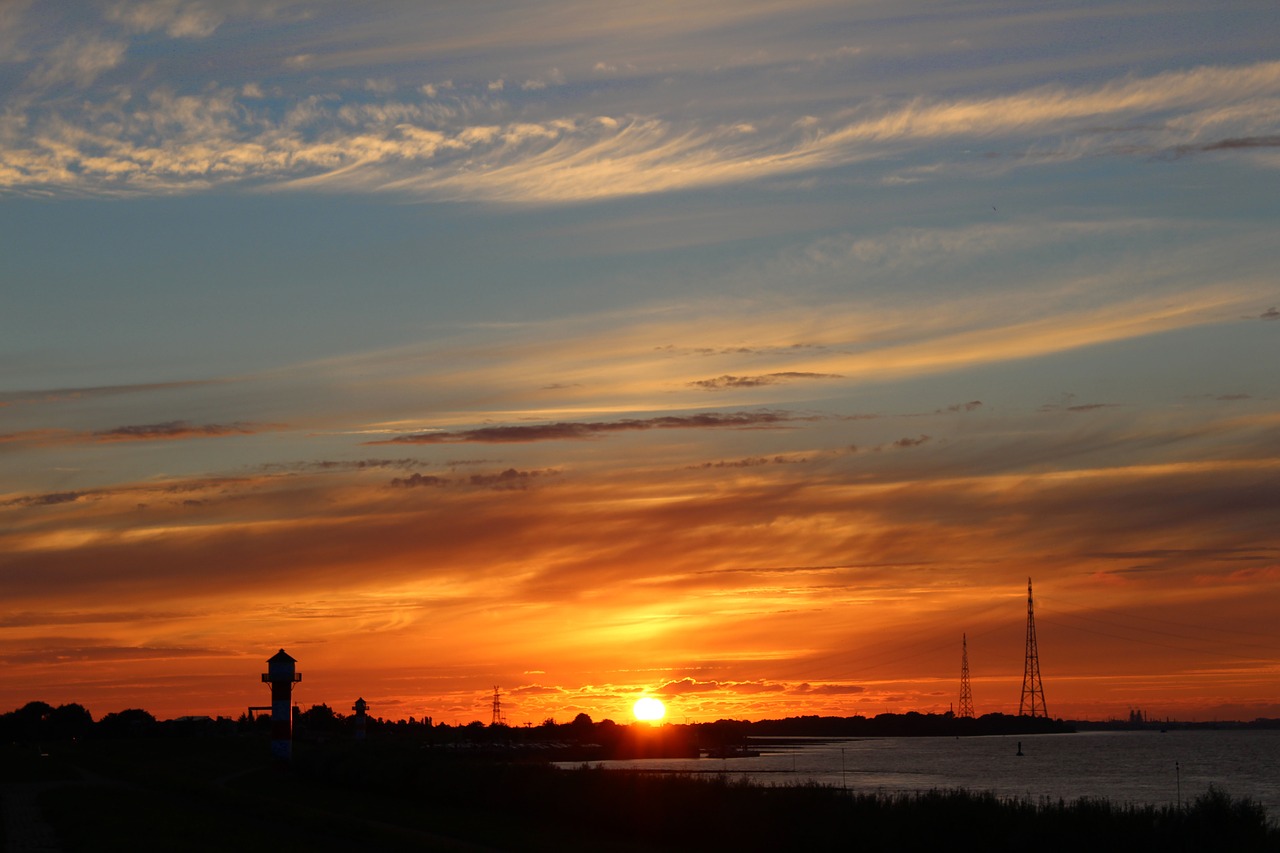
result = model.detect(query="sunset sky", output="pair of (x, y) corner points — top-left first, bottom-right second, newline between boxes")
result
(2, 1), (1279, 726)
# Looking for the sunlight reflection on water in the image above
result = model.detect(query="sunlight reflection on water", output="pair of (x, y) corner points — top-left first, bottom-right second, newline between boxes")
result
(564, 730), (1280, 817)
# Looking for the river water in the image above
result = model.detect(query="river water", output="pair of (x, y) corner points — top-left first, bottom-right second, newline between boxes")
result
(566, 730), (1280, 818)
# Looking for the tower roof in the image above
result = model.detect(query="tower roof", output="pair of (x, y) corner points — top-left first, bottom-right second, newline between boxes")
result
(267, 648), (295, 663)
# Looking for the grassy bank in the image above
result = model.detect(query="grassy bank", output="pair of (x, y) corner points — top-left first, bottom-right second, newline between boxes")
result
(6, 738), (1276, 851)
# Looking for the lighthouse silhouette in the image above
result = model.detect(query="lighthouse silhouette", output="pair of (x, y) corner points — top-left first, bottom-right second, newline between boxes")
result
(261, 649), (301, 760)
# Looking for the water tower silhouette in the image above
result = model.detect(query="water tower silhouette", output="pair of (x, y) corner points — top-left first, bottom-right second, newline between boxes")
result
(352, 697), (369, 740)
(261, 649), (301, 760)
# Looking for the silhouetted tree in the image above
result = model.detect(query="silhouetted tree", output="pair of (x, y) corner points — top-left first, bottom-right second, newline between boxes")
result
(570, 713), (594, 742)
(596, 718), (619, 747)
(48, 703), (93, 740)
(96, 708), (157, 738)
(0, 701), (54, 741)
(298, 703), (343, 735)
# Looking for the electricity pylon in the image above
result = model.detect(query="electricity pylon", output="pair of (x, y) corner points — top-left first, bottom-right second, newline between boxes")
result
(491, 686), (506, 726)
(958, 633), (975, 718)
(1019, 578), (1048, 717)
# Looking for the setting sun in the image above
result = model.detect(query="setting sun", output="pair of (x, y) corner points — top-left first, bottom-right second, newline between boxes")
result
(632, 697), (666, 723)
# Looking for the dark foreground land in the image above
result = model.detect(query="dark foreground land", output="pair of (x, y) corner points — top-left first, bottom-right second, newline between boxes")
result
(4, 736), (1277, 852)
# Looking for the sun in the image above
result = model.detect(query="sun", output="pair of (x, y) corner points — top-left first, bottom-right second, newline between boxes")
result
(632, 697), (666, 723)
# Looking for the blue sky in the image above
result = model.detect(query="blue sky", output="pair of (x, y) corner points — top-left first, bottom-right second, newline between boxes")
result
(2, 1), (1279, 723)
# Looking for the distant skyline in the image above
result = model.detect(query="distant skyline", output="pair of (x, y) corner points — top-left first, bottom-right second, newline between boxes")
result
(2, 1), (1278, 725)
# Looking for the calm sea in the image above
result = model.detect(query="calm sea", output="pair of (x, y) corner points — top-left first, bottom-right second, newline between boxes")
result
(567, 730), (1280, 818)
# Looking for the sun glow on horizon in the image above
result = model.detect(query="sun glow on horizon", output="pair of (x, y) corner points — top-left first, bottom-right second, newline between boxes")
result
(632, 696), (666, 723)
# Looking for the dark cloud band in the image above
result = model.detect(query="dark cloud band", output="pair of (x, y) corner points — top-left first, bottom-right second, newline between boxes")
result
(374, 410), (804, 444)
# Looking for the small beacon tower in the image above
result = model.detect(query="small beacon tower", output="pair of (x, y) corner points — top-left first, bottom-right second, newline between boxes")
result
(261, 649), (302, 760)
(352, 697), (369, 740)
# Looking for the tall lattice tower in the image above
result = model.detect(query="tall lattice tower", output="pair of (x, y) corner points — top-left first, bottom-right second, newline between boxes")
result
(958, 633), (975, 718)
(1019, 578), (1048, 717)
(490, 686), (506, 726)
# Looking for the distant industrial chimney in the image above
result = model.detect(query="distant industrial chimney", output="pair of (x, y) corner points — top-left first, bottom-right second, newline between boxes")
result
(261, 649), (301, 760)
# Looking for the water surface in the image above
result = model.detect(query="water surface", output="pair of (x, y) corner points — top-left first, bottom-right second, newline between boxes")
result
(567, 730), (1280, 817)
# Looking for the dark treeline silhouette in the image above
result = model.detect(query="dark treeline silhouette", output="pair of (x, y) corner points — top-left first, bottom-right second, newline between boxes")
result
(0, 701), (95, 741)
(749, 711), (1071, 738)
(1, 701), (185, 742)
(5, 700), (1073, 758)
(8, 699), (1278, 752)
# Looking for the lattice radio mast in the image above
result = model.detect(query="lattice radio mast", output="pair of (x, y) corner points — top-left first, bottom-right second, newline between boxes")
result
(1019, 578), (1048, 717)
(958, 633), (975, 718)
(491, 685), (506, 726)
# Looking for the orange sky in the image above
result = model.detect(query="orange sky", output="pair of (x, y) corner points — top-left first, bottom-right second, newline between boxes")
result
(3, 410), (1278, 723)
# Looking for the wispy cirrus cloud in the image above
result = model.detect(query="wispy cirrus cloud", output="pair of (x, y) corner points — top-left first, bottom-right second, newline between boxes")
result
(3, 57), (1278, 199)
(0, 640), (226, 666)
(0, 0), (36, 63)
(23, 34), (127, 89)
(0, 379), (227, 408)
(0, 609), (194, 629)
(104, 0), (238, 39)
(0, 429), (74, 446)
